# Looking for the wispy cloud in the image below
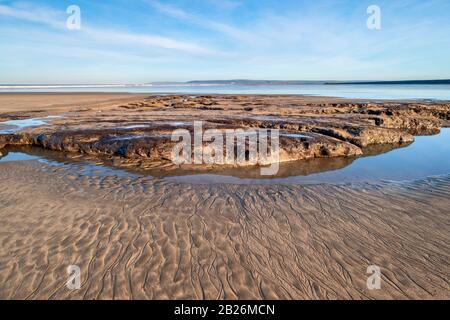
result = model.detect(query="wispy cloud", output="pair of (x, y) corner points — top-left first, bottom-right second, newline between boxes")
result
(147, 0), (255, 42)
(0, 2), (214, 55)
(83, 27), (215, 54)
(0, 2), (65, 28)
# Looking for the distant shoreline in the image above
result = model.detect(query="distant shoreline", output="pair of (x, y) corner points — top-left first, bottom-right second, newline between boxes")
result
(325, 79), (450, 85)
(1, 81), (449, 101)
(1, 79), (450, 88)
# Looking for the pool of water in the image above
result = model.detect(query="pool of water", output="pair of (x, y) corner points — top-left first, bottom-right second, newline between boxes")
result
(170, 129), (449, 184)
(0, 150), (139, 178)
(1, 129), (449, 184)
(0, 115), (64, 134)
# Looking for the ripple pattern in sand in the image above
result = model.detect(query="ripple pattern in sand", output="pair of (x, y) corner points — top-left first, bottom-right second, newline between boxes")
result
(0, 162), (449, 299)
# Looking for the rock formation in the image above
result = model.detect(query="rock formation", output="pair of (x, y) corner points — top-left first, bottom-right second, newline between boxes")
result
(0, 95), (449, 171)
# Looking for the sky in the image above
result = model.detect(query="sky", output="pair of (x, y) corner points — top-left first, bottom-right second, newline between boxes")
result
(0, 0), (449, 84)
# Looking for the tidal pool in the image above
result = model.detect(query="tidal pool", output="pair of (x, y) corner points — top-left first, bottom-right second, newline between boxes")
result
(0, 115), (64, 134)
(168, 129), (450, 184)
(1, 129), (449, 184)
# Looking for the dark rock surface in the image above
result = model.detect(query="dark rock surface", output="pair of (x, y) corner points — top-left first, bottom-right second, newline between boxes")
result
(0, 95), (449, 170)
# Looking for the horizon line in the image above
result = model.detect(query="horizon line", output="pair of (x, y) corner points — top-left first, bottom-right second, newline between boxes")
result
(1, 79), (450, 87)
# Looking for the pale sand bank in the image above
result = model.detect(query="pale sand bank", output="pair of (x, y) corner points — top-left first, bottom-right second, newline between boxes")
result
(0, 160), (448, 299)
(0, 92), (418, 114)
(0, 93), (148, 114)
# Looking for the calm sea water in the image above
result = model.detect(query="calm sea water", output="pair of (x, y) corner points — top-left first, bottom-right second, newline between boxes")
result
(1, 84), (450, 100)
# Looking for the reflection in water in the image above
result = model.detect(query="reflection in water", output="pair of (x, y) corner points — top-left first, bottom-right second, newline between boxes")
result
(0, 145), (357, 179)
(0, 129), (449, 184)
(0, 147), (138, 178)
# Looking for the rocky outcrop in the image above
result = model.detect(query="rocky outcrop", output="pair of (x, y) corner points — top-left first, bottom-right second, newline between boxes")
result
(0, 95), (449, 170)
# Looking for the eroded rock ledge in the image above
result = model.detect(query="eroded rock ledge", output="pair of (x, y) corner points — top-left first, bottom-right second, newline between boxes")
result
(0, 95), (449, 170)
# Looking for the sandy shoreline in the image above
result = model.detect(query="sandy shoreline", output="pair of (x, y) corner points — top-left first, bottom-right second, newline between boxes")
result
(0, 92), (431, 114)
(0, 160), (449, 299)
(0, 93), (149, 114)
(0, 93), (449, 300)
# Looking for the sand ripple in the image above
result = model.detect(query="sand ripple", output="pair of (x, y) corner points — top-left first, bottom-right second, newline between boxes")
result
(0, 161), (449, 299)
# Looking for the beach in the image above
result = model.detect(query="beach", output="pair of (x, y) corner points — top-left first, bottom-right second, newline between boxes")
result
(0, 160), (449, 299)
(0, 93), (449, 299)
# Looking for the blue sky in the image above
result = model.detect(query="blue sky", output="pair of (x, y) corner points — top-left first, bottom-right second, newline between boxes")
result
(0, 0), (449, 84)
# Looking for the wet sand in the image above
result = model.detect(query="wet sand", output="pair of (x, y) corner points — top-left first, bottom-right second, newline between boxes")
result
(0, 94), (449, 300)
(0, 161), (449, 299)
(0, 93), (399, 114)
(0, 93), (148, 114)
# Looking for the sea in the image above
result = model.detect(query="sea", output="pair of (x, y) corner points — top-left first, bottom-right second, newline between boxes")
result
(1, 83), (450, 101)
